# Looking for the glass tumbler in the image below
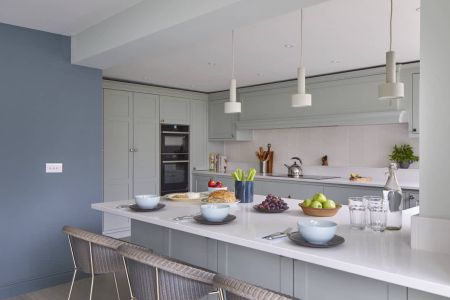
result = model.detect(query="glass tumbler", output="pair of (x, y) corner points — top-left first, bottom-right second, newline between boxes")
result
(368, 197), (387, 232)
(348, 197), (366, 230)
(363, 196), (381, 228)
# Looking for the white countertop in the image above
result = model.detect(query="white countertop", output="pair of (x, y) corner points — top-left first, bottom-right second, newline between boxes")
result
(193, 170), (420, 190)
(92, 196), (450, 297)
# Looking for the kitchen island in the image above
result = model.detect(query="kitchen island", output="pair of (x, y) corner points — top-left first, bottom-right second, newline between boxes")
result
(92, 196), (449, 300)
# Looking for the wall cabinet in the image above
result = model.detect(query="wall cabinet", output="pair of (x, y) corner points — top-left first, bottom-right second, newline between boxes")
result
(160, 95), (190, 125)
(103, 89), (159, 236)
(208, 92), (253, 141)
(190, 100), (208, 171)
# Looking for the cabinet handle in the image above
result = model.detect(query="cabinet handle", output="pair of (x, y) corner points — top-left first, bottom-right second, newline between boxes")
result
(129, 148), (135, 152)
(161, 119), (165, 123)
(412, 128), (417, 132)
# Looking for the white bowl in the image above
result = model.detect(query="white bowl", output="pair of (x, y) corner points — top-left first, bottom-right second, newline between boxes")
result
(297, 219), (337, 245)
(135, 194), (160, 209)
(207, 186), (228, 192)
(200, 204), (230, 222)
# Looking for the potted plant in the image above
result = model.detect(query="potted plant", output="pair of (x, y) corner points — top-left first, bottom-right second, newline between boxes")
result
(389, 144), (419, 169)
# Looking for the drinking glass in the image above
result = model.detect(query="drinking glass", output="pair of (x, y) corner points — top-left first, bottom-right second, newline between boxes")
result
(368, 197), (387, 232)
(348, 197), (366, 230)
(363, 196), (381, 228)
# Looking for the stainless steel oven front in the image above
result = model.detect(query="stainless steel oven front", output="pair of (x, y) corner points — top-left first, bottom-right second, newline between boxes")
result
(160, 153), (189, 195)
(160, 124), (190, 195)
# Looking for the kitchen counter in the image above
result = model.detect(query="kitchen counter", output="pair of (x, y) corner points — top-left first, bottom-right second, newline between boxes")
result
(193, 170), (420, 190)
(92, 196), (450, 298)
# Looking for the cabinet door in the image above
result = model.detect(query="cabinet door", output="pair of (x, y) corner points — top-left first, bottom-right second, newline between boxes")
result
(190, 101), (208, 171)
(208, 100), (236, 139)
(254, 180), (323, 200)
(160, 96), (190, 125)
(411, 73), (420, 134)
(103, 89), (132, 233)
(323, 185), (382, 205)
(133, 93), (159, 196)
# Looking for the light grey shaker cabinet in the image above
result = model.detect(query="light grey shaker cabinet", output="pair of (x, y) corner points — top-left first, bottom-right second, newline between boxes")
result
(160, 95), (190, 125)
(208, 99), (237, 139)
(103, 89), (133, 235)
(103, 89), (160, 237)
(411, 73), (420, 134)
(190, 100), (208, 172)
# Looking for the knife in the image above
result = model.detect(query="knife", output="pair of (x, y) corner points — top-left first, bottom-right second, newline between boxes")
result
(262, 227), (292, 240)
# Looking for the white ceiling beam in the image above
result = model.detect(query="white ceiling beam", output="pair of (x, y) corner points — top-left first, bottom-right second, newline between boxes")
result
(71, 0), (327, 69)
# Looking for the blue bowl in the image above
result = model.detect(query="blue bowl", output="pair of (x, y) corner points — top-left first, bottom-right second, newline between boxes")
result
(201, 204), (230, 222)
(297, 219), (337, 244)
(135, 194), (160, 209)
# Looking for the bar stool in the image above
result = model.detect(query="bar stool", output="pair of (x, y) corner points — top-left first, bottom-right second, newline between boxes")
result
(117, 244), (216, 300)
(63, 226), (146, 300)
(213, 274), (294, 300)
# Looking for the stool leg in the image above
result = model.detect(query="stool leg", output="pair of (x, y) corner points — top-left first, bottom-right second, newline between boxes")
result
(67, 269), (77, 300)
(113, 272), (121, 300)
(89, 242), (95, 300)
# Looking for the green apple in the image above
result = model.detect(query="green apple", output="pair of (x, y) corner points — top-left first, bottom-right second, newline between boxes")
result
(303, 199), (312, 207)
(323, 199), (336, 209)
(313, 193), (327, 203)
(310, 200), (323, 209)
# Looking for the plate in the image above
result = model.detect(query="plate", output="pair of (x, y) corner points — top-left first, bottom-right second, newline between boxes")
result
(253, 205), (289, 213)
(287, 232), (345, 248)
(193, 214), (236, 225)
(165, 192), (208, 202)
(129, 203), (165, 212)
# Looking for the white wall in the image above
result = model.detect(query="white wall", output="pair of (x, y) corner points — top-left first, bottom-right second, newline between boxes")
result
(419, 0), (450, 219)
(223, 123), (418, 173)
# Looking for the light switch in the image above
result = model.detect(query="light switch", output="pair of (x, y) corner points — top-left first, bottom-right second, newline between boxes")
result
(46, 163), (63, 173)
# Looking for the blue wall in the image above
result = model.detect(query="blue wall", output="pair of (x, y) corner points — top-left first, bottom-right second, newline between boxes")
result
(0, 23), (102, 299)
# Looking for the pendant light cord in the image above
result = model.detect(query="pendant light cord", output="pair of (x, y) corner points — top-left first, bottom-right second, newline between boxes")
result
(231, 30), (235, 78)
(389, 0), (393, 51)
(299, 9), (303, 67)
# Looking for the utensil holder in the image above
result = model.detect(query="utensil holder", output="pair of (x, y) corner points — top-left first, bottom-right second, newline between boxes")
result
(259, 161), (267, 175)
(235, 181), (254, 203)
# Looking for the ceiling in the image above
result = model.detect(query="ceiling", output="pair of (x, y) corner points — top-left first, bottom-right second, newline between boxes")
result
(103, 0), (420, 92)
(0, 0), (143, 35)
(0, 0), (420, 93)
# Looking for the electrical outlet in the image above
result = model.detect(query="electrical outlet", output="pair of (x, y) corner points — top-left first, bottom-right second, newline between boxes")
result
(46, 163), (63, 173)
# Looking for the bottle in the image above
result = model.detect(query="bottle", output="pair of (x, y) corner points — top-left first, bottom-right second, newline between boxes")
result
(383, 163), (403, 230)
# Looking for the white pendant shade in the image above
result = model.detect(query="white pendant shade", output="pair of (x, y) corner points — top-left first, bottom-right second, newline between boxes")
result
(292, 9), (311, 108)
(378, 51), (404, 99)
(225, 31), (241, 114)
(378, 0), (404, 100)
(292, 66), (311, 107)
(224, 78), (241, 113)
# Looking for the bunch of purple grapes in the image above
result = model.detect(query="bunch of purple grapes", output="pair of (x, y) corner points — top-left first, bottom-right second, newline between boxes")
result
(258, 194), (289, 211)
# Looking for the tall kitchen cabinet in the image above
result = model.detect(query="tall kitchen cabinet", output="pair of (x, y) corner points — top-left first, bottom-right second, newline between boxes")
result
(103, 89), (159, 237)
(102, 80), (209, 237)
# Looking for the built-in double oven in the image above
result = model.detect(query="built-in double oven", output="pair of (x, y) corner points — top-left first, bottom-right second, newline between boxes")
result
(160, 124), (190, 195)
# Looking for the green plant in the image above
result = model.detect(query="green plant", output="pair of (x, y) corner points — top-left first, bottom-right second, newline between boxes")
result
(389, 144), (419, 163)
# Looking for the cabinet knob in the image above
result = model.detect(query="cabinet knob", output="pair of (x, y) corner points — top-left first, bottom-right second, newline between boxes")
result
(134, 147), (138, 152)
(161, 119), (165, 123)
(129, 148), (135, 152)
(412, 128), (417, 132)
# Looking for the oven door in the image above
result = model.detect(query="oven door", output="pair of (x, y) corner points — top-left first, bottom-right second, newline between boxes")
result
(161, 155), (189, 194)
(161, 132), (189, 154)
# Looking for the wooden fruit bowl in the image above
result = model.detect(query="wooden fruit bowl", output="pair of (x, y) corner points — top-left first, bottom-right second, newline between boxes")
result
(299, 203), (342, 217)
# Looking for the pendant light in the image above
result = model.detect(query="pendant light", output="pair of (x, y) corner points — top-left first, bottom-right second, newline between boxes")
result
(292, 9), (311, 107)
(225, 30), (241, 113)
(378, 0), (404, 100)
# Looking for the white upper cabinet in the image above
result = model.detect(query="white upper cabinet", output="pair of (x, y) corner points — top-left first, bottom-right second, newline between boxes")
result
(160, 96), (190, 125)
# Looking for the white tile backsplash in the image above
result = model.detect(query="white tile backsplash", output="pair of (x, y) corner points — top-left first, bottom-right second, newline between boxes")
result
(223, 124), (419, 173)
